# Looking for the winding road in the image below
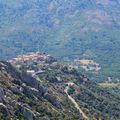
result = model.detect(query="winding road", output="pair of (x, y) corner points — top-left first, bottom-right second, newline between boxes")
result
(64, 82), (89, 120)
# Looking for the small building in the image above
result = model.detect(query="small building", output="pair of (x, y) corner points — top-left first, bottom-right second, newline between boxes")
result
(26, 70), (35, 75)
(35, 69), (45, 75)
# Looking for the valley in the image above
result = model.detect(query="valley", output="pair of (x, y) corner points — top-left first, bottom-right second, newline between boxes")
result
(0, 0), (120, 119)
(0, 0), (120, 83)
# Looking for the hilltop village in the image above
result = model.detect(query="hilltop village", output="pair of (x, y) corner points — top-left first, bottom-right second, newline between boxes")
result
(9, 52), (101, 78)
(8, 52), (57, 76)
(74, 59), (101, 72)
(67, 58), (101, 73)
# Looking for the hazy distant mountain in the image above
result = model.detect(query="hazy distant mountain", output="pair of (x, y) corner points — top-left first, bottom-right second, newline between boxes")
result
(0, 0), (120, 80)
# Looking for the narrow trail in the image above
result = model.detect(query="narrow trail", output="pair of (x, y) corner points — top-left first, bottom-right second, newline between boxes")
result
(64, 82), (89, 120)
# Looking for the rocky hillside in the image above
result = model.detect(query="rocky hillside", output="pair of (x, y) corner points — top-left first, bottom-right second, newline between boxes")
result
(0, 55), (120, 119)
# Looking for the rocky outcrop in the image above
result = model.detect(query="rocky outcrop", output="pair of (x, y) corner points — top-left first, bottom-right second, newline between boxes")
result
(21, 73), (46, 96)
(44, 93), (61, 108)
(0, 87), (4, 102)
(0, 103), (8, 118)
(19, 105), (35, 120)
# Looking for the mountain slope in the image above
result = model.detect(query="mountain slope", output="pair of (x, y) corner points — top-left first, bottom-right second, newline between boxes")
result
(0, 53), (120, 120)
(0, 61), (81, 120)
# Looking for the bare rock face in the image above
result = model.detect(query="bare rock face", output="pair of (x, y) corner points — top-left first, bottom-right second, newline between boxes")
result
(19, 105), (35, 120)
(20, 72), (46, 96)
(0, 87), (4, 102)
(0, 103), (8, 118)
